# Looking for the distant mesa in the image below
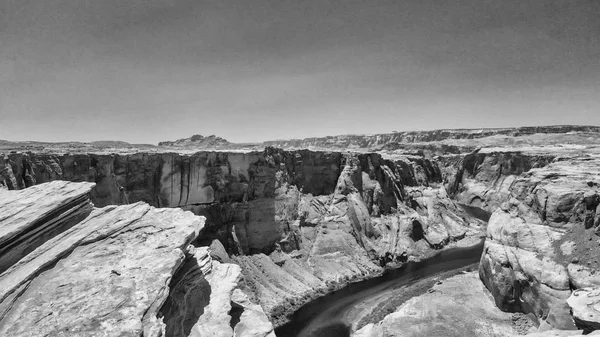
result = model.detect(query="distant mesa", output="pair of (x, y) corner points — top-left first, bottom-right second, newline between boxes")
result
(158, 134), (231, 147)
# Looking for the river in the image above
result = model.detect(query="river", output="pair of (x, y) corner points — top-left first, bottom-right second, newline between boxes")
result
(275, 240), (485, 337)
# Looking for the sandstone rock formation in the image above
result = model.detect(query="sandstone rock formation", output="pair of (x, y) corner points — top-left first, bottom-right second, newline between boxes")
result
(0, 181), (274, 337)
(350, 144), (600, 336)
(447, 149), (556, 212)
(0, 180), (95, 273)
(0, 148), (480, 325)
(477, 152), (600, 329)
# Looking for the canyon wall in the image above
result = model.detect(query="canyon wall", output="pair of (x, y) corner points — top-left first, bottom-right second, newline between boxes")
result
(449, 149), (600, 330)
(446, 150), (557, 212)
(0, 148), (482, 325)
(0, 148), (452, 255)
(5, 144), (600, 333)
(351, 148), (600, 336)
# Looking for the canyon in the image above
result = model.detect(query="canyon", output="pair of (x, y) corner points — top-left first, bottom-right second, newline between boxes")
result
(1, 125), (600, 336)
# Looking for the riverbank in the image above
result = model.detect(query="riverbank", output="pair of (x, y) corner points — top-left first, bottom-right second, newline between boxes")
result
(275, 238), (486, 337)
(354, 270), (534, 337)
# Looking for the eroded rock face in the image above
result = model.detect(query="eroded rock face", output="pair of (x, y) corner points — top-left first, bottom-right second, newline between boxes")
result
(479, 154), (600, 329)
(0, 184), (205, 336)
(159, 245), (275, 337)
(228, 153), (481, 325)
(2, 149), (481, 326)
(0, 154), (17, 190)
(448, 150), (555, 212)
(0, 181), (276, 337)
(231, 289), (276, 337)
(2, 149), (472, 259)
(0, 180), (95, 273)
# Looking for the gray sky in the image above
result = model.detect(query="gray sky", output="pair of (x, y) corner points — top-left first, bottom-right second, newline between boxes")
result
(1, 0), (599, 144)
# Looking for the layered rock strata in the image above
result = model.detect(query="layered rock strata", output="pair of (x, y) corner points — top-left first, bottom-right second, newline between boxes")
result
(447, 149), (556, 212)
(0, 181), (273, 337)
(0, 180), (94, 273)
(478, 153), (600, 329)
(0, 149), (481, 325)
(354, 148), (600, 336)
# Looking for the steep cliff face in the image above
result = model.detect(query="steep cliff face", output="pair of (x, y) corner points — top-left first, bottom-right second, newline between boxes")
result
(479, 154), (600, 329)
(1, 148), (478, 325)
(446, 150), (556, 212)
(2, 149), (449, 255)
(352, 147), (600, 336)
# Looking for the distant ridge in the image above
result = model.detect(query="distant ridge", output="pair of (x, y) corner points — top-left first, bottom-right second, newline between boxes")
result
(262, 125), (600, 149)
(3, 125), (599, 154)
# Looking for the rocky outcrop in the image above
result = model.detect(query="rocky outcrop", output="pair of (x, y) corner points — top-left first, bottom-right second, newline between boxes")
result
(479, 154), (600, 329)
(0, 183), (205, 336)
(231, 289), (276, 337)
(0, 154), (17, 190)
(447, 149), (556, 212)
(0, 180), (95, 273)
(0, 181), (276, 337)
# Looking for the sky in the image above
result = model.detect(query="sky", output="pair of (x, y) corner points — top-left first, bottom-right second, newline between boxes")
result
(0, 0), (599, 144)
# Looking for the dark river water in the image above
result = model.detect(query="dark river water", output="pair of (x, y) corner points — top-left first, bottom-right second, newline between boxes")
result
(275, 240), (485, 337)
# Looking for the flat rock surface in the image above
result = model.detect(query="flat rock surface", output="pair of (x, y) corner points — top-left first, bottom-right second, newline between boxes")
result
(353, 271), (521, 337)
(0, 201), (204, 337)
